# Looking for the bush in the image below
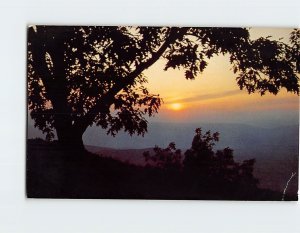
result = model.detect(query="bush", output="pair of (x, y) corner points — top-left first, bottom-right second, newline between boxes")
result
(184, 128), (259, 188)
(145, 128), (259, 197)
(143, 142), (182, 170)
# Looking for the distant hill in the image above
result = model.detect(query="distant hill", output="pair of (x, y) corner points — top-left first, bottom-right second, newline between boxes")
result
(85, 122), (298, 150)
(29, 120), (299, 149)
(86, 145), (152, 165)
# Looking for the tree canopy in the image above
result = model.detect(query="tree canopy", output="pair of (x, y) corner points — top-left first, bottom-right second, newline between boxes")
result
(27, 26), (299, 147)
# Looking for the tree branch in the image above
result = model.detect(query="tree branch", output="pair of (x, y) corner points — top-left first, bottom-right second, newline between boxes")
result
(74, 27), (189, 133)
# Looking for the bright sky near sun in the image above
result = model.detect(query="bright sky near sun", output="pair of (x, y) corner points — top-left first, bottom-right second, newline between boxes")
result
(143, 28), (299, 126)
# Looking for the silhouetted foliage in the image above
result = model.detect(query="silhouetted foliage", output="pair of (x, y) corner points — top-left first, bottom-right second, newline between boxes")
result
(183, 128), (258, 188)
(143, 142), (182, 170)
(27, 26), (299, 148)
(289, 29), (300, 72)
(146, 127), (259, 195)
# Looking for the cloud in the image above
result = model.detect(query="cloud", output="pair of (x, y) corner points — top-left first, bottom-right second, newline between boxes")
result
(165, 89), (241, 104)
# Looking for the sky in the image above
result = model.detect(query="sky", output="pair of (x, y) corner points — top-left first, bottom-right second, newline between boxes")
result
(143, 27), (299, 127)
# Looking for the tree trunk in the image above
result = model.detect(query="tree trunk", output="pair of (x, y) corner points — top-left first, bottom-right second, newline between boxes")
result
(56, 125), (85, 153)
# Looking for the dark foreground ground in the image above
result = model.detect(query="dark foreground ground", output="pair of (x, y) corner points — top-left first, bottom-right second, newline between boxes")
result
(26, 139), (297, 200)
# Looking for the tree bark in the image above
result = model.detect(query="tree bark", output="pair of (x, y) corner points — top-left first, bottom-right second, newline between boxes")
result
(56, 125), (85, 152)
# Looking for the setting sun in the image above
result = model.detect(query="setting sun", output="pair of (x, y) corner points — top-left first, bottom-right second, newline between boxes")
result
(169, 103), (183, 111)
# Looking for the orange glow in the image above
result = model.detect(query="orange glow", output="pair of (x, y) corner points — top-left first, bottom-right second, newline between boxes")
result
(169, 103), (183, 111)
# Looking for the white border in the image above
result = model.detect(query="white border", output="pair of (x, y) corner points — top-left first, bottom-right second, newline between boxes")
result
(0, 0), (299, 232)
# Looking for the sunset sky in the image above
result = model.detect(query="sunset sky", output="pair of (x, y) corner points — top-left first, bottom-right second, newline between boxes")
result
(143, 28), (299, 127)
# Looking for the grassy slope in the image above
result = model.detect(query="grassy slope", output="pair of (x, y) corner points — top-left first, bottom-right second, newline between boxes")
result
(27, 139), (296, 200)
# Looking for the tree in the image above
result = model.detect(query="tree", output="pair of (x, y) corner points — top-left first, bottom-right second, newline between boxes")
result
(184, 128), (221, 173)
(183, 128), (259, 192)
(27, 26), (299, 150)
(143, 142), (182, 170)
(142, 128), (259, 198)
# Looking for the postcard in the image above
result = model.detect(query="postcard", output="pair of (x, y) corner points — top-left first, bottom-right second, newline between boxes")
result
(27, 26), (299, 200)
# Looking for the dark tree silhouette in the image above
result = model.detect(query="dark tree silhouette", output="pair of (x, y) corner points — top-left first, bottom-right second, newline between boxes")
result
(183, 128), (259, 193)
(142, 128), (260, 198)
(143, 142), (182, 170)
(27, 26), (299, 149)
